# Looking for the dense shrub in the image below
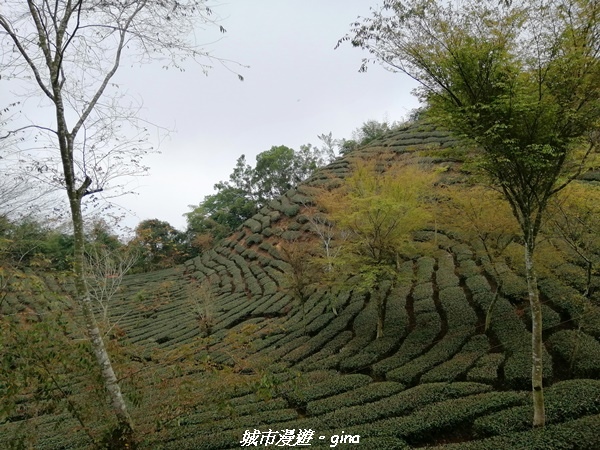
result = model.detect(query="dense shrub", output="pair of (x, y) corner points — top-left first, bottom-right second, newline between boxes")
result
(458, 259), (480, 278)
(300, 300), (363, 344)
(523, 303), (562, 331)
(387, 328), (472, 385)
(413, 295), (438, 315)
(244, 218), (263, 233)
(434, 414), (600, 450)
(347, 289), (406, 354)
(261, 294), (296, 316)
(285, 374), (372, 407)
(436, 265), (460, 289)
(538, 278), (600, 337)
(416, 256), (436, 283)
(281, 230), (302, 241)
(547, 330), (600, 378)
(504, 349), (553, 389)
(372, 312), (440, 377)
(465, 275), (491, 296)
(467, 353), (504, 384)
(171, 407), (300, 440)
(421, 334), (490, 383)
(267, 335), (311, 360)
(306, 381), (406, 416)
(412, 282), (434, 301)
(338, 299), (378, 359)
(364, 391), (527, 443)
(452, 243), (474, 262)
(439, 286), (478, 327)
(245, 233), (263, 246)
(253, 293), (292, 316)
(181, 398), (290, 426)
(294, 331), (353, 371)
(473, 379), (600, 437)
(494, 262), (528, 302)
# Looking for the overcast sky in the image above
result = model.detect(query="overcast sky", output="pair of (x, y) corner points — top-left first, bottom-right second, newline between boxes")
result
(110, 0), (422, 231)
(5, 0), (421, 232)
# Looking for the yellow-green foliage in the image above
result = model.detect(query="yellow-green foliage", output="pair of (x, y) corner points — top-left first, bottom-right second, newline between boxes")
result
(544, 181), (600, 294)
(438, 184), (519, 260)
(319, 158), (436, 283)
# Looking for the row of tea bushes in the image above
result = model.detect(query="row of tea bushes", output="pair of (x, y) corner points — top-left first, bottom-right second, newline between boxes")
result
(434, 413), (600, 450)
(473, 379), (600, 437)
(547, 330), (600, 378)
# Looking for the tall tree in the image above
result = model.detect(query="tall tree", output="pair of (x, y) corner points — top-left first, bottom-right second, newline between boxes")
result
(546, 182), (600, 298)
(340, 0), (600, 426)
(186, 144), (333, 241)
(0, 0), (240, 443)
(128, 218), (188, 272)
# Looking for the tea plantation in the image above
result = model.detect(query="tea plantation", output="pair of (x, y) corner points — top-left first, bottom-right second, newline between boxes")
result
(2, 122), (600, 449)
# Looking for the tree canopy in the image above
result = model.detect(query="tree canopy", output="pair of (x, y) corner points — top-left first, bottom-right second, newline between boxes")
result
(128, 219), (190, 272)
(318, 158), (435, 338)
(340, 0), (600, 427)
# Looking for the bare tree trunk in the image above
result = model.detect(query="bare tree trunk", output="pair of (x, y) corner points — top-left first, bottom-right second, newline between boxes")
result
(524, 239), (545, 428)
(376, 313), (384, 339)
(376, 289), (385, 339)
(585, 259), (592, 299)
(68, 193), (134, 442)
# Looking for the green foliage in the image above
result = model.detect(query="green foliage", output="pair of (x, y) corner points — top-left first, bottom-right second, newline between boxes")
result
(306, 381), (406, 416)
(0, 303), (113, 448)
(547, 330), (600, 378)
(284, 374), (372, 407)
(0, 215), (126, 272)
(473, 379), (600, 437)
(127, 219), (191, 272)
(467, 353), (505, 384)
(186, 144), (332, 242)
(538, 278), (600, 337)
(342, 0), (600, 426)
(421, 334), (490, 383)
(545, 182), (600, 298)
(367, 391), (527, 443)
(6, 119), (600, 448)
(372, 311), (441, 377)
(344, 1), (600, 221)
(318, 159), (435, 337)
(319, 382), (492, 430)
(387, 328), (472, 385)
(340, 119), (404, 153)
(436, 414), (600, 450)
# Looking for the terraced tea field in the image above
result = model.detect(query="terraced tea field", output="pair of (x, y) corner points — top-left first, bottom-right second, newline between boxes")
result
(2, 122), (600, 449)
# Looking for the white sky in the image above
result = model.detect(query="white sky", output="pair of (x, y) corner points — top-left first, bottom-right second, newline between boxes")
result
(5, 0), (421, 232)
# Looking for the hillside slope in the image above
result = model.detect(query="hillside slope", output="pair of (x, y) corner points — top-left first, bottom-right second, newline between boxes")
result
(2, 121), (600, 449)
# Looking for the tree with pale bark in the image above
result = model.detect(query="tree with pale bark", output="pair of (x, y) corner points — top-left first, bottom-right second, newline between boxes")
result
(0, 0), (241, 444)
(340, 0), (600, 427)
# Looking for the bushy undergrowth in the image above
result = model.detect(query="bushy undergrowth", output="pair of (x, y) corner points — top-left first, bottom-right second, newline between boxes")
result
(473, 379), (600, 437)
(547, 330), (600, 378)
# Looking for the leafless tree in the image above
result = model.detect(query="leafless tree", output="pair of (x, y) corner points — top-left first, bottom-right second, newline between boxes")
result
(84, 246), (139, 337)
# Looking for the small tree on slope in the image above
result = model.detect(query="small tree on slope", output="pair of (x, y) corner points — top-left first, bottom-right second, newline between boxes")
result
(318, 159), (435, 339)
